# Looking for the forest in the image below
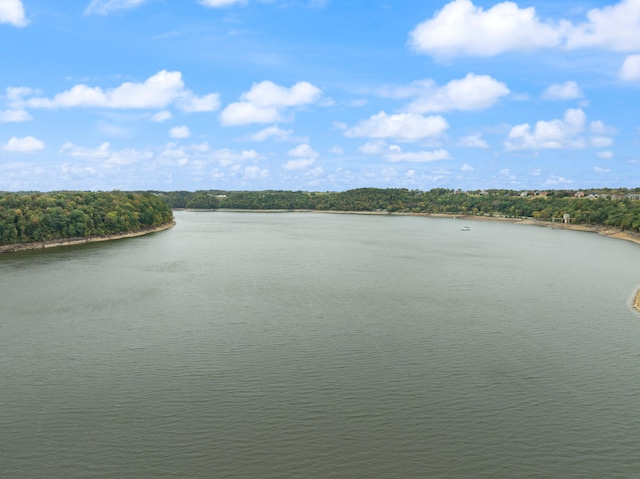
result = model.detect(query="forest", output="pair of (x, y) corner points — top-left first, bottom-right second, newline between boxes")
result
(157, 187), (640, 232)
(0, 191), (174, 246)
(4, 187), (640, 248)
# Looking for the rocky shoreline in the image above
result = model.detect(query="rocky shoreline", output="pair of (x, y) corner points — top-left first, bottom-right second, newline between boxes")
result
(0, 221), (176, 254)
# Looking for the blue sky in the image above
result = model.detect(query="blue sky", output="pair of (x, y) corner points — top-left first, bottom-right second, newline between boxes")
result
(1, 0), (640, 192)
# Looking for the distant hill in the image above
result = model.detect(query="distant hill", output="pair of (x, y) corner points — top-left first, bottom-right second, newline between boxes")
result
(156, 188), (640, 232)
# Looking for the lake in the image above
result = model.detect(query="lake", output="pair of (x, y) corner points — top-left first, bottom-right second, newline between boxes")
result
(1, 211), (639, 478)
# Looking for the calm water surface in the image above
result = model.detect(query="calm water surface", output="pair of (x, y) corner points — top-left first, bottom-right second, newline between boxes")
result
(1, 211), (640, 478)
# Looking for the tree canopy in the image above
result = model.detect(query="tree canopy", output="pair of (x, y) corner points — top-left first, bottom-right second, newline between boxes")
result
(156, 187), (640, 232)
(0, 191), (173, 246)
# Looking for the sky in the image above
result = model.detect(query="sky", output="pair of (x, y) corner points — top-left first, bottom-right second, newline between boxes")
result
(1, 0), (640, 192)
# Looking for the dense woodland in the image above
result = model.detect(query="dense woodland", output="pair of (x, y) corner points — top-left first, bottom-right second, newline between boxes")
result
(4, 187), (640, 247)
(158, 187), (640, 232)
(0, 191), (173, 246)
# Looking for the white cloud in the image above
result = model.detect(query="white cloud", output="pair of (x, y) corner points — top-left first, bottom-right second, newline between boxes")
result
(505, 108), (588, 150)
(200, 0), (247, 7)
(393, 74), (510, 113)
(597, 151), (614, 159)
(590, 120), (616, 135)
(461, 164), (474, 171)
(358, 141), (387, 155)
(345, 111), (449, 141)
(566, 0), (640, 51)
(288, 143), (319, 158)
(594, 166), (611, 173)
(386, 149), (451, 163)
(591, 136), (613, 147)
(620, 54), (640, 81)
(61, 142), (111, 159)
(249, 125), (294, 141)
(213, 149), (260, 166)
(85, 0), (148, 15)
(3, 136), (44, 152)
(0, 109), (31, 122)
(25, 70), (219, 112)
(61, 142), (151, 166)
(409, 0), (640, 58)
(283, 158), (315, 170)
(459, 133), (488, 148)
(177, 93), (220, 112)
(329, 146), (344, 155)
(545, 174), (572, 185)
(220, 81), (322, 126)
(241, 165), (269, 179)
(0, 0), (27, 27)
(170, 126), (191, 139)
(151, 110), (172, 122)
(409, 0), (564, 58)
(541, 81), (583, 100)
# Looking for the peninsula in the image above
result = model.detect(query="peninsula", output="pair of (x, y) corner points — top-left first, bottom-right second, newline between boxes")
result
(0, 191), (174, 253)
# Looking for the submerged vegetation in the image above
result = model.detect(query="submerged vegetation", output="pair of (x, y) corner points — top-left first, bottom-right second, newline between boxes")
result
(0, 191), (173, 246)
(159, 187), (640, 232)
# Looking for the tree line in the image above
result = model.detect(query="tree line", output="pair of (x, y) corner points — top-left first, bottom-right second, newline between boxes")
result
(156, 187), (640, 232)
(5, 188), (640, 247)
(0, 191), (174, 246)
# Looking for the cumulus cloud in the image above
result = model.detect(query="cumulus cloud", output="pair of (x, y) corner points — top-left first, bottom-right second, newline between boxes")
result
(61, 141), (111, 159)
(358, 141), (387, 155)
(409, 0), (640, 58)
(283, 158), (316, 170)
(240, 165), (269, 179)
(0, 109), (31, 122)
(386, 149), (451, 163)
(591, 136), (613, 147)
(345, 111), (449, 141)
(620, 54), (640, 81)
(458, 133), (489, 148)
(565, 0), (640, 51)
(220, 81), (322, 126)
(61, 142), (152, 166)
(3, 136), (44, 152)
(505, 108), (588, 150)
(409, 0), (564, 57)
(594, 166), (611, 173)
(249, 125), (294, 142)
(597, 151), (614, 159)
(213, 149), (260, 167)
(0, 0), (27, 27)
(545, 175), (572, 185)
(200, 0), (247, 7)
(24, 70), (219, 112)
(151, 110), (172, 122)
(169, 126), (191, 139)
(504, 110), (613, 151)
(541, 81), (583, 100)
(385, 74), (509, 113)
(85, 0), (148, 15)
(288, 143), (319, 158)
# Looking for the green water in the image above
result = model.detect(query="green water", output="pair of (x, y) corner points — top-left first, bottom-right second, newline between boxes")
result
(1, 211), (639, 478)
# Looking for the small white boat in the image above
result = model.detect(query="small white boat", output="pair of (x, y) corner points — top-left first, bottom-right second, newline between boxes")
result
(461, 226), (470, 231)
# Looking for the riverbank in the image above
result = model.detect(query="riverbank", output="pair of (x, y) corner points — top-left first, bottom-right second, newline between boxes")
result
(182, 208), (640, 245)
(0, 221), (176, 254)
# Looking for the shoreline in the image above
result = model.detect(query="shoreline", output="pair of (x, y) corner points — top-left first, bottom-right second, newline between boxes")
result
(0, 221), (176, 254)
(180, 208), (640, 312)
(190, 208), (640, 246)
